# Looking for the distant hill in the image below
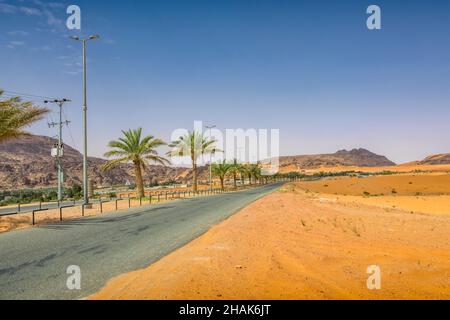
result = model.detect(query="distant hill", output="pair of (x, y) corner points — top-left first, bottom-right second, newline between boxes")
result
(0, 135), (190, 190)
(278, 148), (396, 169)
(3, 135), (448, 190)
(417, 154), (450, 165)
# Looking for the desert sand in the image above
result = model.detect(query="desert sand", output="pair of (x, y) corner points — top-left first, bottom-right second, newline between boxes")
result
(91, 177), (450, 300)
(279, 163), (450, 175)
(296, 173), (450, 216)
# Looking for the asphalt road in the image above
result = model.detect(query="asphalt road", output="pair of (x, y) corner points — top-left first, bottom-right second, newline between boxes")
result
(0, 199), (102, 216)
(0, 183), (282, 300)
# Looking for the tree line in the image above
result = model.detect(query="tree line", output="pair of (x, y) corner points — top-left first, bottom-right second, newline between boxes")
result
(0, 90), (272, 198)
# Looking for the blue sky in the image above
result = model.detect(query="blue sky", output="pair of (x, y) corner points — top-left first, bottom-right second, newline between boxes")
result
(1, 0), (450, 163)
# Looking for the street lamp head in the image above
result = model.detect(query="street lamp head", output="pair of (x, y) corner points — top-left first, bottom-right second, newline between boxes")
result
(70, 35), (99, 41)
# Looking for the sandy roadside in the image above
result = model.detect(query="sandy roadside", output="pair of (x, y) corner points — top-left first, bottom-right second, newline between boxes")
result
(91, 182), (450, 300)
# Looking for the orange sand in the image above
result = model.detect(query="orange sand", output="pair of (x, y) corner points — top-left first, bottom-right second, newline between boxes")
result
(91, 182), (450, 300)
(295, 173), (450, 196)
(296, 174), (450, 216)
(279, 164), (450, 174)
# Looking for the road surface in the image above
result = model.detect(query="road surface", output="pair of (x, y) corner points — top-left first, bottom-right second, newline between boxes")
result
(0, 183), (282, 300)
(0, 199), (103, 216)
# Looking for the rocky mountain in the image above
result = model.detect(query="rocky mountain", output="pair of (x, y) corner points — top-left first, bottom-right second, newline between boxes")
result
(278, 148), (396, 169)
(0, 135), (191, 190)
(417, 154), (450, 165)
(0, 135), (421, 190)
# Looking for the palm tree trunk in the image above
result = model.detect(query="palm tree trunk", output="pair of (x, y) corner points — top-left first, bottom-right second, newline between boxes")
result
(134, 162), (145, 198)
(233, 173), (237, 189)
(192, 161), (198, 192)
(220, 177), (224, 190)
(241, 173), (245, 185)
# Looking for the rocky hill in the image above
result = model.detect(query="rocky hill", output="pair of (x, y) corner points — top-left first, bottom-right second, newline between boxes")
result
(0, 135), (191, 190)
(417, 154), (450, 165)
(278, 148), (396, 169)
(1, 135), (432, 190)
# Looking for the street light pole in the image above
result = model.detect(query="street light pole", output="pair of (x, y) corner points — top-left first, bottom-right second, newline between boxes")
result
(205, 125), (216, 190)
(71, 35), (99, 205)
(82, 40), (88, 206)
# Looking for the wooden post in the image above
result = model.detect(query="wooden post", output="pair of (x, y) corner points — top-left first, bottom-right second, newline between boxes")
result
(60, 207), (63, 221)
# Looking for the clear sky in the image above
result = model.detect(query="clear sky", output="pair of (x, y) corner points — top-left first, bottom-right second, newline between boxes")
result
(1, 0), (449, 164)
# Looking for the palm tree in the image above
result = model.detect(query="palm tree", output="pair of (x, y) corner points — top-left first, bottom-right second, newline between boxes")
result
(243, 164), (261, 185)
(250, 164), (262, 185)
(102, 128), (169, 197)
(229, 159), (241, 189)
(250, 164), (262, 184)
(239, 164), (247, 186)
(168, 131), (217, 191)
(0, 90), (49, 143)
(242, 164), (253, 185)
(211, 160), (232, 190)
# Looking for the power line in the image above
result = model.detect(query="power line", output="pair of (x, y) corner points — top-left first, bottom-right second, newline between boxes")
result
(1, 90), (56, 101)
(62, 106), (79, 150)
(45, 99), (71, 202)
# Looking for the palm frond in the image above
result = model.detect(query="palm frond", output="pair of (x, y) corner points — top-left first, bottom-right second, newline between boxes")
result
(0, 91), (49, 143)
(102, 157), (131, 171)
(103, 128), (169, 171)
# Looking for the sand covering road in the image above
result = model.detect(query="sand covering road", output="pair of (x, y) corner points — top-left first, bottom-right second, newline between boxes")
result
(92, 177), (450, 300)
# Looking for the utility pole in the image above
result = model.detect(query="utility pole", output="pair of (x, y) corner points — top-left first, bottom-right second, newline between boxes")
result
(70, 35), (100, 205)
(46, 99), (71, 202)
(205, 125), (216, 190)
